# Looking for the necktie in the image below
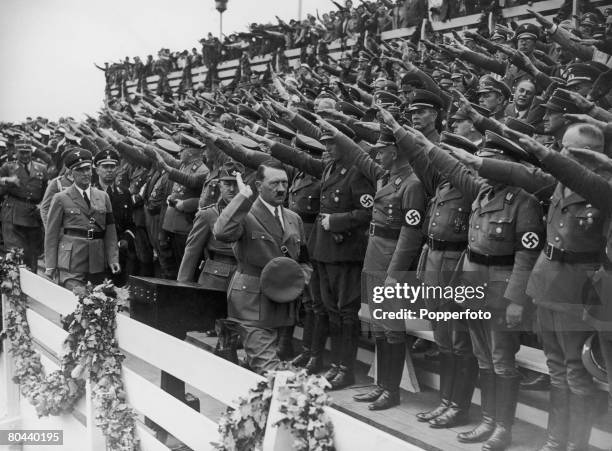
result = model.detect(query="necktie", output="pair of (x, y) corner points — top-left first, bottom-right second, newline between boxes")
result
(275, 206), (284, 232)
(83, 191), (91, 209)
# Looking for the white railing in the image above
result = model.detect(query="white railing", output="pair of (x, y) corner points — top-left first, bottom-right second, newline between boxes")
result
(0, 268), (424, 451)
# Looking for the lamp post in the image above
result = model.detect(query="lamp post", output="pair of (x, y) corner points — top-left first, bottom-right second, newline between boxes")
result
(215, 0), (228, 41)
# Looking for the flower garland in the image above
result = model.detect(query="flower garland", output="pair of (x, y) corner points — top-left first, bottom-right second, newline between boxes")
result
(214, 370), (335, 451)
(0, 249), (139, 450)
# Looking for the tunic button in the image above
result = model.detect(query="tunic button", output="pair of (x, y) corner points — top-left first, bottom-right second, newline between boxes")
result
(475, 225), (480, 229)
(495, 227), (502, 233)
(471, 237), (475, 241)
(242, 286), (246, 289)
(435, 212), (440, 216)
(214, 270), (218, 274)
(554, 237), (560, 242)
(261, 235), (265, 239)
(458, 208), (462, 212)
(432, 222), (437, 226)
(559, 222), (564, 227)
(439, 202), (444, 206)
(587, 212), (593, 218)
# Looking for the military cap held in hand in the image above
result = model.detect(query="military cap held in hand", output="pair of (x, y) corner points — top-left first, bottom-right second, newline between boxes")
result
(260, 256), (306, 303)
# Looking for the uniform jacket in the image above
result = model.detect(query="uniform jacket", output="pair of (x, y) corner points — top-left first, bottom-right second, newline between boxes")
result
(428, 145), (545, 310)
(213, 194), (307, 328)
(40, 173), (72, 229)
(95, 183), (135, 241)
(45, 184), (119, 274)
(178, 201), (236, 291)
(269, 136), (374, 262)
(336, 132), (425, 277)
(538, 151), (612, 328)
(162, 155), (209, 234)
(0, 160), (48, 227)
(395, 128), (471, 288)
(478, 159), (607, 312)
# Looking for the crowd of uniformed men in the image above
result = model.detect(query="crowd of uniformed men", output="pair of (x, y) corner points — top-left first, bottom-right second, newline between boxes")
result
(2, 5), (612, 451)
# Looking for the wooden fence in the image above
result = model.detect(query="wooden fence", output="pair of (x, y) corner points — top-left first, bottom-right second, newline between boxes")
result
(0, 268), (425, 451)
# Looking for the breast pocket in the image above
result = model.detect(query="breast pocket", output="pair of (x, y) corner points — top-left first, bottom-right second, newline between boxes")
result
(487, 217), (514, 242)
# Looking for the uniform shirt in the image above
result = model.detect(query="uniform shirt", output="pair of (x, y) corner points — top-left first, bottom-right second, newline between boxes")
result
(478, 158), (607, 311)
(0, 160), (48, 227)
(269, 137), (374, 263)
(428, 145), (545, 310)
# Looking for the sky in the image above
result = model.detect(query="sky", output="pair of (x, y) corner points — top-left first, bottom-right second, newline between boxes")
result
(0, 0), (334, 122)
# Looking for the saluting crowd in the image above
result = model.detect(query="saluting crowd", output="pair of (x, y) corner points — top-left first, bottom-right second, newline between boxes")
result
(2, 3), (612, 450)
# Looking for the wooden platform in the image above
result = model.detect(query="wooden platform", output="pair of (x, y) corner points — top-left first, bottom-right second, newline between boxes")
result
(183, 332), (612, 451)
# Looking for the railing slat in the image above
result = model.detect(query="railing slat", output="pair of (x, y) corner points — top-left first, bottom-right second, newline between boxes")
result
(122, 367), (217, 451)
(116, 315), (264, 406)
(19, 269), (77, 316)
(136, 423), (171, 451)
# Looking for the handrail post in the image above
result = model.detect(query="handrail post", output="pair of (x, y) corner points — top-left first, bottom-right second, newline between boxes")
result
(0, 293), (23, 450)
(261, 371), (295, 451)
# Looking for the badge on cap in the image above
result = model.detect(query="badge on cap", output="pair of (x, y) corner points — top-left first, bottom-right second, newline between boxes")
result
(360, 194), (374, 208)
(405, 209), (422, 226)
(521, 232), (540, 249)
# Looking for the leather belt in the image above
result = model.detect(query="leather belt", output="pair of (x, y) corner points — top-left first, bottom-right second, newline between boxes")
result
(64, 228), (104, 240)
(543, 243), (602, 264)
(467, 247), (514, 266)
(427, 237), (467, 251)
(369, 222), (401, 240)
(206, 253), (237, 265)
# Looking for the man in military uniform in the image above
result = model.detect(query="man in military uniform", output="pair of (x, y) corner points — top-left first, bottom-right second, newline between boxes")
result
(269, 133), (328, 373)
(44, 148), (120, 290)
(213, 161), (311, 375)
(149, 138), (209, 279)
(408, 89), (442, 144)
(465, 125), (608, 451)
(0, 138), (48, 270)
(178, 161), (244, 331)
(405, 127), (545, 451)
(477, 78), (512, 122)
(262, 117), (375, 388)
(541, 89), (582, 151)
(93, 147), (135, 287)
(40, 148), (73, 230)
(321, 119), (425, 409)
(381, 103), (480, 428)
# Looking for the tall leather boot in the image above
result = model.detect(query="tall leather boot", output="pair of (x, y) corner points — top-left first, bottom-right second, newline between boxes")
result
(566, 392), (596, 451)
(417, 352), (455, 422)
(369, 340), (404, 410)
(305, 313), (328, 374)
(457, 369), (497, 443)
(538, 386), (569, 451)
(292, 310), (315, 367)
(329, 319), (359, 390)
(430, 355), (478, 428)
(324, 315), (342, 382)
(482, 375), (520, 451)
(353, 338), (386, 402)
(277, 325), (295, 361)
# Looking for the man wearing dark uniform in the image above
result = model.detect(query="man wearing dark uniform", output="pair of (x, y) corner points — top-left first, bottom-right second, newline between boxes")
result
(93, 147), (135, 287)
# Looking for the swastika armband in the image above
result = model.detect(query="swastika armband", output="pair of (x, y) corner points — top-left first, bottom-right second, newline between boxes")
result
(360, 194), (374, 208)
(404, 209), (424, 228)
(516, 231), (543, 250)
